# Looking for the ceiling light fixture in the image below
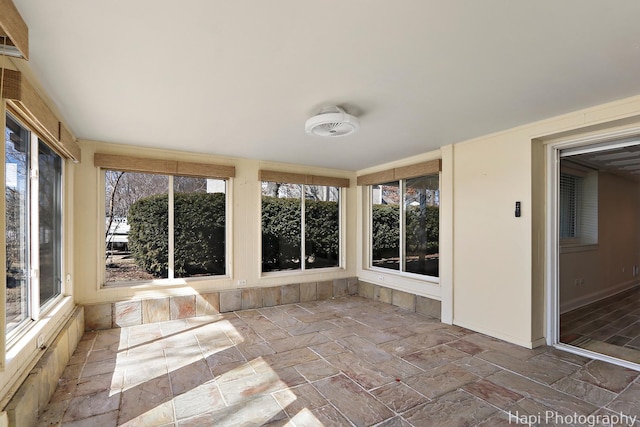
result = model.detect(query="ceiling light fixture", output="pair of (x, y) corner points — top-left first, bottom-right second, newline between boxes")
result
(305, 106), (359, 137)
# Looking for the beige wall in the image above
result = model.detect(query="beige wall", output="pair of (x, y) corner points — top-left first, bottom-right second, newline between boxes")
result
(73, 141), (357, 305)
(448, 96), (640, 348)
(452, 127), (537, 347)
(560, 172), (640, 312)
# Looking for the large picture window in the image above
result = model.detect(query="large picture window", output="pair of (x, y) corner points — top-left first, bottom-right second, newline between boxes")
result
(5, 113), (63, 336)
(261, 180), (341, 273)
(371, 174), (439, 278)
(104, 171), (227, 284)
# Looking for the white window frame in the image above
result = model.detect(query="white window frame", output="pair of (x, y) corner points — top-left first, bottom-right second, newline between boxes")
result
(367, 176), (440, 283)
(100, 171), (232, 287)
(5, 112), (65, 346)
(260, 183), (345, 276)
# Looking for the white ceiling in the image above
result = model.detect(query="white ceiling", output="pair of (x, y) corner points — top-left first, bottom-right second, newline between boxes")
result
(11, 1), (640, 170)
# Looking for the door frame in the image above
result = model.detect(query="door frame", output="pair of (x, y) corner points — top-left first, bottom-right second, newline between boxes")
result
(545, 126), (640, 371)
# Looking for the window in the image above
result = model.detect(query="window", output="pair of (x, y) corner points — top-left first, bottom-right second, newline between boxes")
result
(261, 181), (341, 273)
(559, 173), (581, 239)
(371, 174), (440, 277)
(104, 171), (227, 284)
(558, 163), (598, 245)
(5, 113), (63, 336)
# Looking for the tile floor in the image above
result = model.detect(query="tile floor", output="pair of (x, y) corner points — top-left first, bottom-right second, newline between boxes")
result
(38, 296), (640, 427)
(561, 286), (640, 364)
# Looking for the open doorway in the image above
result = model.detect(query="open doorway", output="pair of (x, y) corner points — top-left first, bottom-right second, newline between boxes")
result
(555, 138), (640, 366)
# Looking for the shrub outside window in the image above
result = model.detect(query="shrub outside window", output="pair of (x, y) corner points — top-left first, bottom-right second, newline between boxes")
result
(104, 171), (227, 284)
(371, 174), (439, 278)
(261, 182), (340, 272)
(5, 113), (63, 336)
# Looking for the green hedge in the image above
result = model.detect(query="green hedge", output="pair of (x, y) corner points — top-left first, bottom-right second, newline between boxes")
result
(128, 192), (225, 277)
(261, 196), (302, 270)
(406, 205), (439, 254)
(261, 196), (340, 271)
(305, 199), (340, 262)
(372, 204), (439, 259)
(128, 193), (437, 277)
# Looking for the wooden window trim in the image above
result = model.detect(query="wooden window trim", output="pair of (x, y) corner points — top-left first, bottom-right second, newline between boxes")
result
(94, 153), (236, 179)
(2, 68), (81, 161)
(356, 159), (442, 186)
(259, 170), (349, 188)
(0, 0), (29, 59)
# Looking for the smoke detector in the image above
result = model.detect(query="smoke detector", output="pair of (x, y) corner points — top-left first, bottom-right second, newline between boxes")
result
(305, 106), (360, 137)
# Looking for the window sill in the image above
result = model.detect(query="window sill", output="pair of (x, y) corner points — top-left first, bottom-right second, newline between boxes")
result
(3, 296), (75, 403)
(260, 266), (344, 279)
(101, 275), (231, 289)
(367, 265), (440, 283)
(358, 268), (441, 300)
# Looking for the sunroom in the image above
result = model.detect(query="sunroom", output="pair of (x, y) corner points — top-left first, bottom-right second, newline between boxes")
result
(2, 1), (640, 426)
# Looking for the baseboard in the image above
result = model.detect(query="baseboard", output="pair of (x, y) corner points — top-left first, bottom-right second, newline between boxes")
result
(560, 280), (640, 314)
(453, 318), (542, 349)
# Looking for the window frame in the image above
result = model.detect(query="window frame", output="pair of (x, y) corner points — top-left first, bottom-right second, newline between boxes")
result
(258, 180), (346, 277)
(99, 169), (232, 287)
(559, 172), (581, 242)
(367, 174), (441, 282)
(256, 169), (351, 277)
(558, 161), (598, 250)
(5, 111), (66, 346)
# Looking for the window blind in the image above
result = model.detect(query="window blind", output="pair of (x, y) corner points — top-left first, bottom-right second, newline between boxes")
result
(559, 171), (598, 244)
(94, 153), (236, 179)
(259, 170), (349, 187)
(559, 173), (579, 239)
(2, 69), (81, 161)
(357, 159), (441, 186)
(0, 0), (29, 59)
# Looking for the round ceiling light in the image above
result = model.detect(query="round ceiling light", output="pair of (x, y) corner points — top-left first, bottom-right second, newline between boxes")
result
(305, 106), (359, 137)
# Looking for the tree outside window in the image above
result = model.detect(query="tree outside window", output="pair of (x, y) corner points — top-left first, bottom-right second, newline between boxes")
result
(104, 171), (227, 284)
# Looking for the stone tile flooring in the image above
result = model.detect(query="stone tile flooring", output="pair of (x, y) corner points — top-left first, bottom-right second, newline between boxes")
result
(38, 296), (640, 426)
(561, 286), (640, 364)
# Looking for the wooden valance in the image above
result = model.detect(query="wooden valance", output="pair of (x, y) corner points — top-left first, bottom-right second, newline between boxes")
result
(94, 153), (236, 179)
(357, 159), (442, 186)
(2, 68), (81, 161)
(259, 170), (350, 188)
(0, 0), (29, 59)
